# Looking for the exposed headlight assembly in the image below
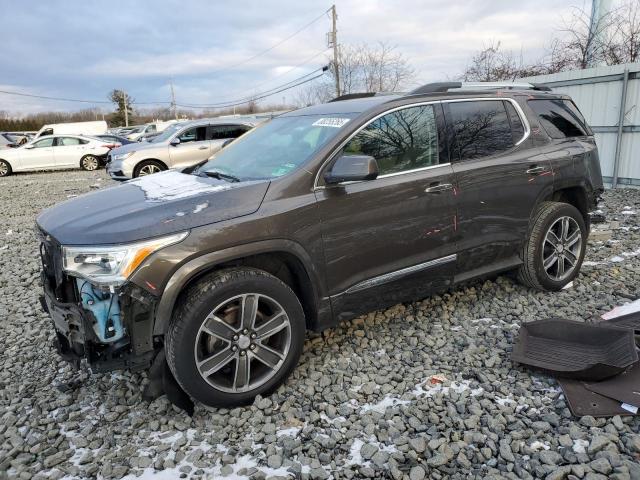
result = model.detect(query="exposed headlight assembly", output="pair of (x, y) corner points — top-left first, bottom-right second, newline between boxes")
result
(113, 151), (135, 162)
(62, 232), (188, 285)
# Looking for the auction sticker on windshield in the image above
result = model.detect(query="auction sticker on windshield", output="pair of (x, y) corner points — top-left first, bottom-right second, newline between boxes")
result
(312, 118), (351, 128)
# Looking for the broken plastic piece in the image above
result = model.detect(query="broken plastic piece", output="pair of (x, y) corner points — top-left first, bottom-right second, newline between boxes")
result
(428, 374), (447, 385)
(511, 319), (638, 381)
(559, 378), (635, 417)
(584, 362), (640, 406)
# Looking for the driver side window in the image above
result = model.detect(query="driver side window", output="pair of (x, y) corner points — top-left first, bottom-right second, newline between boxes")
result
(343, 105), (439, 176)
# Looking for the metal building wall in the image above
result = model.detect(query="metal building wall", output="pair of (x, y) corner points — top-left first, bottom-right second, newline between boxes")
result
(520, 63), (640, 187)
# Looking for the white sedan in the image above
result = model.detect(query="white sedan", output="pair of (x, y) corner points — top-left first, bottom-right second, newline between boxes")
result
(0, 135), (114, 177)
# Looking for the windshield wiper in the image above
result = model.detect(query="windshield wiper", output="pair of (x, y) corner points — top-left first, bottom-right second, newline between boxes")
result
(198, 170), (241, 183)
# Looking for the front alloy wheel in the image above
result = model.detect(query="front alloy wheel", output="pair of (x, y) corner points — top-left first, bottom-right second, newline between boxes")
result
(194, 293), (292, 393)
(166, 268), (305, 407)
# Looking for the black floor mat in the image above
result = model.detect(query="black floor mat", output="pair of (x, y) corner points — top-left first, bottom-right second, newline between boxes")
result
(584, 362), (640, 407)
(512, 319), (638, 381)
(559, 378), (635, 417)
(600, 311), (640, 333)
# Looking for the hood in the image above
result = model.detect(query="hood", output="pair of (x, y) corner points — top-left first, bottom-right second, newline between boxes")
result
(37, 170), (270, 245)
(110, 140), (162, 156)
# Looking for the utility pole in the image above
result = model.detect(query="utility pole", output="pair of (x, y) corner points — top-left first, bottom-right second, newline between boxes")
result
(170, 80), (178, 120)
(123, 91), (129, 127)
(329, 5), (340, 97)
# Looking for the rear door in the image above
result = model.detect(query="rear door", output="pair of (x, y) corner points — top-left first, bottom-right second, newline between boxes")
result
(168, 125), (211, 168)
(54, 136), (86, 167)
(208, 124), (251, 155)
(315, 103), (458, 320)
(444, 98), (554, 274)
(18, 137), (56, 171)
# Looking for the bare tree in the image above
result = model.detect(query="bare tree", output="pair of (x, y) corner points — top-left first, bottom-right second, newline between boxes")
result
(602, 0), (640, 65)
(462, 41), (546, 81)
(295, 42), (415, 106)
(546, 5), (617, 71)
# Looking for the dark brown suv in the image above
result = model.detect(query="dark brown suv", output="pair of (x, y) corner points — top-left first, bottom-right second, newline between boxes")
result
(37, 82), (603, 407)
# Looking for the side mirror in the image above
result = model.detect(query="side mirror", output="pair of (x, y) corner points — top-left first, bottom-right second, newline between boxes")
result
(221, 138), (234, 148)
(324, 154), (379, 185)
(170, 137), (181, 146)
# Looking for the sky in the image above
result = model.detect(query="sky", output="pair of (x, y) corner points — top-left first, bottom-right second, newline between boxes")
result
(0, 0), (592, 116)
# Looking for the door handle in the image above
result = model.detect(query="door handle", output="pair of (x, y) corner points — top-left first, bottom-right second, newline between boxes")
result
(198, 146), (209, 150)
(526, 166), (549, 175)
(425, 183), (453, 194)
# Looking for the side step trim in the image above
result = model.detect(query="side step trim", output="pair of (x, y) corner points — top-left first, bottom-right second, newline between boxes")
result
(345, 254), (457, 294)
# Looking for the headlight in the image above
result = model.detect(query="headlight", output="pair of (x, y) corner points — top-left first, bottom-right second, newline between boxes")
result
(62, 232), (188, 285)
(113, 151), (135, 162)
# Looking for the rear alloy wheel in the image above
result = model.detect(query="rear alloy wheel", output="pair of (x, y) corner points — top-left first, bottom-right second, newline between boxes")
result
(166, 268), (305, 407)
(80, 155), (99, 171)
(518, 201), (587, 291)
(0, 160), (11, 177)
(135, 160), (165, 177)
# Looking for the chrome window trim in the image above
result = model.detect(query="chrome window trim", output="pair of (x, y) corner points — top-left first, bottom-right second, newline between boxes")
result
(344, 254), (457, 294)
(313, 96), (530, 190)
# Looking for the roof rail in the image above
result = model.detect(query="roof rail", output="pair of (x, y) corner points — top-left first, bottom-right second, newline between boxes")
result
(329, 92), (377, 102)
(407, 81), (552, 96)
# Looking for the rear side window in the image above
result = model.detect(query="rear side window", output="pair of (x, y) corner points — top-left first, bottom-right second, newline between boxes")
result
(209, 125), (249, 140)
(57, 137), (81, 146)
(528, 99), (590, 139)
(343, 104), (440, 175)
(447, 100), (514, 161)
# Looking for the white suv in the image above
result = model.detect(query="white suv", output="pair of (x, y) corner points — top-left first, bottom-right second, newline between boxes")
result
(106, 118), (260, 179)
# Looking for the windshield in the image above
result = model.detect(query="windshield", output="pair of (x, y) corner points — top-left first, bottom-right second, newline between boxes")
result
(150, 123), (183, 143)
(197, 114), (356, 180)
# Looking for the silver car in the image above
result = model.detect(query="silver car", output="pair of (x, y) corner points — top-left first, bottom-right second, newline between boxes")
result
(106, 119), (260, 179)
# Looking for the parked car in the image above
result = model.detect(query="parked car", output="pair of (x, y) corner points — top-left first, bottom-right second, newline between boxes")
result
(37, 82), (603, 407)
(106, 119), (259, 179)
(94, 134), (136, 147)
(0, 134), (17, 149)
(34, 120), (108, 138)
(126, 121), (178, 141)
(0, 135), (113, 176)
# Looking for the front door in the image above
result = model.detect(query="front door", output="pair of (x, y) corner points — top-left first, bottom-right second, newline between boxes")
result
(19, 137), (56, 171)
(443, 98), (555, 274)
(315, 103), (458, 321)
(168, 126), (211, 168)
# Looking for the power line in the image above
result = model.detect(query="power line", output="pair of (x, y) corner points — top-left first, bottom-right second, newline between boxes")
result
(0, 89), (170, 105)
(183, 66), (328, 108)
(177, 70), (327, 109)
(218, 48), (331, 100)
(204, 8), (331, 77)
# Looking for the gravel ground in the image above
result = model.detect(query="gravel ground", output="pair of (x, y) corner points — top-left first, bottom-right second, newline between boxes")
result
(1, 169), (640, 480)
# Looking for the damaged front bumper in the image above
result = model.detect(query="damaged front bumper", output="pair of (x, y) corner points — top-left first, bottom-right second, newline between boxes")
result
(40, 271), (158, 373)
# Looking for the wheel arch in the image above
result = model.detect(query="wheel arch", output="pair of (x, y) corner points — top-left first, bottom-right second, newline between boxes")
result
(134, 158), (168, 175)
(151, 240), (327, 336)
(546, 185), (590, 227)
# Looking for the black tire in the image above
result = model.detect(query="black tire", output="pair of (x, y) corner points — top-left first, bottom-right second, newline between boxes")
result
(80, 155), (99, 171)
(134, 160), (165, 177)
(0, 159), (11, 177)
(517, 201), (587, 291)
(166, 268), (306, 408)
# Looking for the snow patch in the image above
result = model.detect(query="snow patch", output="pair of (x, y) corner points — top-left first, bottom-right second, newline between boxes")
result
(412, 379), (484, 398)
(530, 441), (550, 451)
(130, 170), (233, 202)
(572, 439), (588, 454)
(193, 202), (208, 213)
(359, 396), (410, 414)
